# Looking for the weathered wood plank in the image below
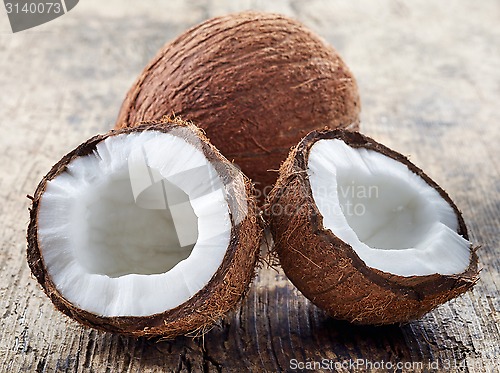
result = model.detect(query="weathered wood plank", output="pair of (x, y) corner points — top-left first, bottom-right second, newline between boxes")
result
(0, 0), (498, 372)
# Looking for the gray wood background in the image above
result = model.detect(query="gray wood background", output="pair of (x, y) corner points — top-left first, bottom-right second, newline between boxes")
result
(0, 0), (498, 372)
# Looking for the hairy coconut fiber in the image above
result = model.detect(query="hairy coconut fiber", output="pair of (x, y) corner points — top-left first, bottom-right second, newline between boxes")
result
(266, 130), (479, 325)
(27, 118), (262, 337)
(115, 12), (361, 195)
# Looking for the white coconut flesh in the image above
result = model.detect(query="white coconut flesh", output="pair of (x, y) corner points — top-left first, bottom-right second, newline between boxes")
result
(37, 131), (232, 317)
(307, 139), (471, 277)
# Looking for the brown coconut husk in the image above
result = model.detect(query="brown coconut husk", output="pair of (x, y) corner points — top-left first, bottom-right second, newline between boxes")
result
(27, 118), (263, 338)
(266, 129), (479, 325)
(115, 11), (361, 196)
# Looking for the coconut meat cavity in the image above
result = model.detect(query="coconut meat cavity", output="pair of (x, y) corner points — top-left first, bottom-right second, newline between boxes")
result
(307, 139), (471, 277)
(37, 131), (231, 317)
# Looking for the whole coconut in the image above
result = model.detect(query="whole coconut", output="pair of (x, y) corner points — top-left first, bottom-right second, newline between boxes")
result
(116, 11), (360, 196)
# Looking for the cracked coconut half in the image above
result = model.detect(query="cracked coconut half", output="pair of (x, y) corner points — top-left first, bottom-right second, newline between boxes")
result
(27, 119), (262, 337)
(267, 130), (479, 324)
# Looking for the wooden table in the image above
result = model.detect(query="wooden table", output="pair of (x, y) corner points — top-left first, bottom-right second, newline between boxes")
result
(0, 1), (498, 371)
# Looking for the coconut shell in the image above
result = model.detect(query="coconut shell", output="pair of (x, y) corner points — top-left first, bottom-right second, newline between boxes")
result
(115, 11), (361, 195)
(27, 118), (263, 338)
(266, 130), (479, 325)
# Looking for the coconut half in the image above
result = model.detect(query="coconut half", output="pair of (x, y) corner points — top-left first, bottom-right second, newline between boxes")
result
(267, 130), (479, 324)
(27, 119), (262, 337)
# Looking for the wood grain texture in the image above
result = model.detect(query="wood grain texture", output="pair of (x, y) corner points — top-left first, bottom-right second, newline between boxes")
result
(0, 0), (498, 372)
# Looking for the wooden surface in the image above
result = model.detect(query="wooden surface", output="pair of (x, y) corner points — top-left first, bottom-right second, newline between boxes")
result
(0, 0), (499, 372)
